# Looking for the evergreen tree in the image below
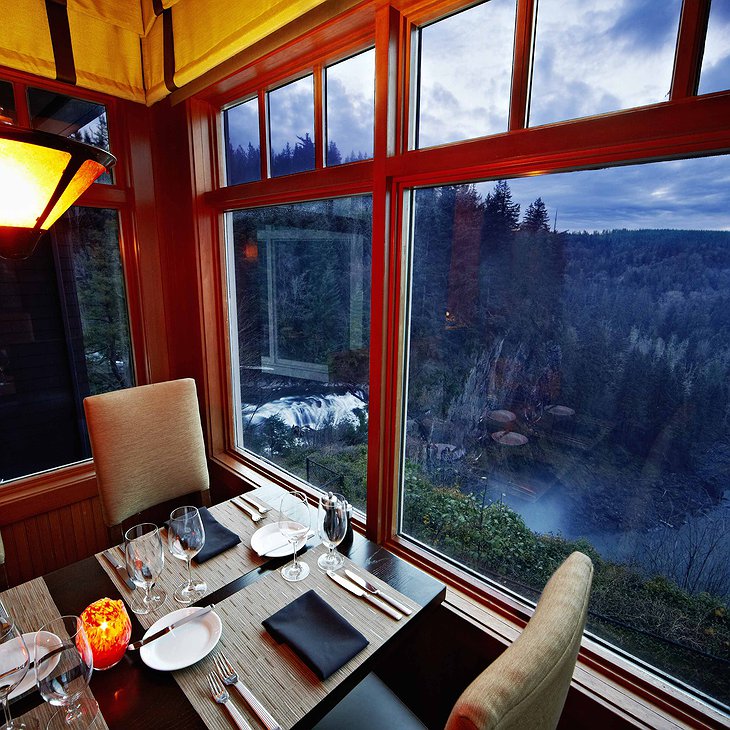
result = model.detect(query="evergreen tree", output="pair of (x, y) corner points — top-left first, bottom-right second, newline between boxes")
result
(521, 197), (550, 232)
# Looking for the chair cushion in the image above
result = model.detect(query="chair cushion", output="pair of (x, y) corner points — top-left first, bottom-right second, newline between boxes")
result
(445, 551), (593, 730)
(84, 378), (209, 527)
(312, 672), (427, 730)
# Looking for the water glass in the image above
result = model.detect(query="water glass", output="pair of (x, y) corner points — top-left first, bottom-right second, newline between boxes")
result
(317, 492), (348, 571)
(124, 523), (167, 614)
(34, 616), (97, 729)
(278, 491), (311, 582)
(167, 506), (207, 604)
(0, 619), (30, 729)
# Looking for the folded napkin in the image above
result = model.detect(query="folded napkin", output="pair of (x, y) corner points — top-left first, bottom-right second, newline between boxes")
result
(193, 507), (241, 563)
(263, 590), (368, 679)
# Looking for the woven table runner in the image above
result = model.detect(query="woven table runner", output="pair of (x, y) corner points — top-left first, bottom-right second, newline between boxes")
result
(172, 544), (421, 730)
(0, 579), (110, 730)
(95, 498), (276, 629)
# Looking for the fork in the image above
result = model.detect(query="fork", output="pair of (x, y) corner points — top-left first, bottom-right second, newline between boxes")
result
(208, 672), (253, 730)
(214, 653), (281, 730)
(232, 498), (262, 522)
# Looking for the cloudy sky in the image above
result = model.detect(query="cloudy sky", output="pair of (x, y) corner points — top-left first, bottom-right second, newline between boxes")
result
(226, 0), (729, 231)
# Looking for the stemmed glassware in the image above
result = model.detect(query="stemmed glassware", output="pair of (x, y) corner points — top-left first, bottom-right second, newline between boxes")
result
(34, 616), (96, 729)
(278, 491), (311, 582)
(0, 618), (30, 729)
(317, 492), (348, 571)
(167, 506), (207, 604)
(124, 523), (166, 615)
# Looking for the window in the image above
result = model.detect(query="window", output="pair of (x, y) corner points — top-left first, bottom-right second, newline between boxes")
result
(529, 0), (682, 126)
(415, 0), (516, 148)
(0, 80), (15, 123)
(27, 87), (113, 184)
(401, 156), (730, 704)
(223, 97), (261, 185)
(206, 0), (729, 716)
(326, 49), (375, 164)
(268, 76), (315, 177)
(699, 0), (730, 95)
(0, 206), (133, 482)
(226, 197), (372, 510)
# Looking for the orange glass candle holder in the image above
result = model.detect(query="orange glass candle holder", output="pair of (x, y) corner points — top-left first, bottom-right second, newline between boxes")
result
(80, 598), (132, 670)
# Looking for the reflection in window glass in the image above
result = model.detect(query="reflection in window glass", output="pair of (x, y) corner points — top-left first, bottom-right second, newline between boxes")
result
(28, 87), (113, 184)
(326, 49), (375, 165)
(268, 76), (315, 177)
(0, 80), (15, 123)
(529, 0), (681, 127)
(0, 207), (133, 482)
(402, 156), (730, 705)
(224, 97), (261, 185)
(226, 197), (372, 511)
(416, 0), (516, 149)
(699, 0), (730, 94)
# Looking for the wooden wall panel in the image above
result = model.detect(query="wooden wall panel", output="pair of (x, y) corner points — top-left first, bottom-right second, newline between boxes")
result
(1, 495), (108, 587)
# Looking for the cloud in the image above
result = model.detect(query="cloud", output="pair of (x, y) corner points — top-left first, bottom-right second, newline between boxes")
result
(608, 0), (680, 51)
(476, 156), (730, 231)
(268, 76), (315, 155)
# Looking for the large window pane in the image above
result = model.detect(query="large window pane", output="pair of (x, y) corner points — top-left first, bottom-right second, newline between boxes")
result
(699, 0), (730, 95)
(268, 76), (315, 177)
(402, 156), (730, 704)
(226, 197), (372, 511)
(326, 49), (375, 165)
(0, 207), (133, 482)
(416, 0), (516, 149)
(224, 97), (261, 185)
(529, 0), (681, 127)
(28, 87), (113, 184)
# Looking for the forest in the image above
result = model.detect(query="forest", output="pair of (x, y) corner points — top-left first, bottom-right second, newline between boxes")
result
(229, 176), (729, 703)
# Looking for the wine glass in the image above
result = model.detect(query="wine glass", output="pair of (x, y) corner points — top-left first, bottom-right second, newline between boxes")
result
(0, 618), (30, 729)
(34, 616), (97, 729)
(167, 506), (207, 604)
(124, 523), (167, 614)
(317, 492), (348, 571)
(278, 491), (311, 582)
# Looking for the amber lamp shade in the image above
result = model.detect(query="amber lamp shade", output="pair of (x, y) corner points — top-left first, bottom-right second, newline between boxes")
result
(80, 598), (132, 670)
(0, 124), (116, 260)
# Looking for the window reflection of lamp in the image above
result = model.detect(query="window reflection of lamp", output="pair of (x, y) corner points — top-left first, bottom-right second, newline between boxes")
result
(0, 118), (115, 260)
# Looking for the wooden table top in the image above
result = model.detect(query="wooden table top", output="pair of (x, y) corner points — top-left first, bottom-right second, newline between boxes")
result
(7, 503), (445, 730)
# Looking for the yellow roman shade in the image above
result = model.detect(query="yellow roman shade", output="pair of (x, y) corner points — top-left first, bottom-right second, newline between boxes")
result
(3, 0), (346, 105)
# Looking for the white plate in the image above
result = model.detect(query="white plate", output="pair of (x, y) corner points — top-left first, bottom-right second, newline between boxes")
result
(251, 523), (312, 558)
(139, 608), (222, 671)
(9, 631), (60, 699)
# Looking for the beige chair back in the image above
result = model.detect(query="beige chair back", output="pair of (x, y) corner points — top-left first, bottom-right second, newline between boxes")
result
(84, 378), (210, 531)
(445, 551), (593, 730)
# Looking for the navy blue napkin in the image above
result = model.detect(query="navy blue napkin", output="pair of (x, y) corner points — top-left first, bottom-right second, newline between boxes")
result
(193, 507), (241, 563)
(263, 590), (369, 679)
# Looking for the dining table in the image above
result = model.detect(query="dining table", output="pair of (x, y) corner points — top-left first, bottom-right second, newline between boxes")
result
(1, 486), (445, 730)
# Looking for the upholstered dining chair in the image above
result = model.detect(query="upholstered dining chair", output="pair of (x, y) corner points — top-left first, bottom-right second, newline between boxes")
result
(314, 551), (594, 730)
(0, 530), (7, 589)
(84, 378), (211, 542)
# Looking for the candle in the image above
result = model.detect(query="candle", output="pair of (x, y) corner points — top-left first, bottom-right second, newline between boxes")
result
(80, 598), (132, 670)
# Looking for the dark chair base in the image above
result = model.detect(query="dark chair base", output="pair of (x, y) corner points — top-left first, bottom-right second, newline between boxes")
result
(312, 672), (427, 730)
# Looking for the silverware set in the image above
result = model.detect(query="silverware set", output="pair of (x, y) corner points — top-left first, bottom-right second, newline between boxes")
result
(207, 652), (280, 730)
(327, 570), (411, 620)
(232, 492), (272, 522)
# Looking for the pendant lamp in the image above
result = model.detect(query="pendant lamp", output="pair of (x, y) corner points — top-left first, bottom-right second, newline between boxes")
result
(0, 120), (116, 260)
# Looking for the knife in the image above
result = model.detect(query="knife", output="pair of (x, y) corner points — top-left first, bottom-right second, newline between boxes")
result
(344, 570), (413, 616)
(128, 605), (215, 651)
(238, 492), (272, 513)
(101, 549), (136, 591)
(232, 497), (263, 521)
(327, 571), (403, 620)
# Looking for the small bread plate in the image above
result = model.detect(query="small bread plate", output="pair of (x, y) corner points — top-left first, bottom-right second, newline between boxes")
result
(9, 631), (60, 699)
(251, 523), (312, 558)
(139, 607), (222, 671)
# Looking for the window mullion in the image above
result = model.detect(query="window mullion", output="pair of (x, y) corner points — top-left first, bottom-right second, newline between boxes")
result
(509, 0), (537, 131)
(314, 64), (325, 169)
(670, 0), (712, 99)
